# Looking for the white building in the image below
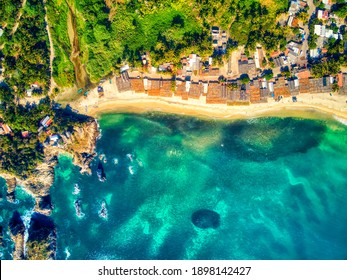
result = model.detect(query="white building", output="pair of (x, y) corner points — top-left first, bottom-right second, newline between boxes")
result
(314, 25), (339, 39)
(310, 49), (319, 58)
(120, 64), (129, 73)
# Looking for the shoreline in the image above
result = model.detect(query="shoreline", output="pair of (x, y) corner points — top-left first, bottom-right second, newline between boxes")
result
(72, 84), (347, 122)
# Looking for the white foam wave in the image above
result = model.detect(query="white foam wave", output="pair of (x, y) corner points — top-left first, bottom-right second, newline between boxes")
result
(64, 247), (71, 260)
(334, 116), (347, 126)
(21, 209), (34, 257)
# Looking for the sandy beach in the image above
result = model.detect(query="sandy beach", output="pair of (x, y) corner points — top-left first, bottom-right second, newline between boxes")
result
(70, 76), (347, 122)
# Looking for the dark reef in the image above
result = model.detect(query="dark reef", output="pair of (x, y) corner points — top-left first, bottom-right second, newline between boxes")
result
(191, 209), (220, 229)
(9, 211), (25, 236)
(222, 118), (326, 162)
(38, 195), (53, 211)
(28, 212), (55, 242)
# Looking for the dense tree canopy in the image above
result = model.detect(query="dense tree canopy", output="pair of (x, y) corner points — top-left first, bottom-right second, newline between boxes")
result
(45, 0), (289, 84)
(1, 0), (50, 96)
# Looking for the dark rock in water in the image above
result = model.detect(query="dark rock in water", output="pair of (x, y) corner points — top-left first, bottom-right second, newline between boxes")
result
(28, 212), (55, 242)
(39, 195), (53, 211)
(9, 211), (25, 236)
(0, 225), (3, 246)
(5, 178), (17, 203)
(191, 209), (220, 229)
(97, 160), (106, 182)
(26, 213), (57, 260)
(6, 191), (15, 203)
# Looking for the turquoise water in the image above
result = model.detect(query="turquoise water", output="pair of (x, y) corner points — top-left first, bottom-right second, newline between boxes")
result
(1, 113), (347, 259)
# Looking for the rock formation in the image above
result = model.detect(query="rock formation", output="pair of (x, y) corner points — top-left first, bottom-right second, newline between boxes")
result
(2, 119), (100, 259)
(9, 211), (25, 260)
(26, 213), (56, 260)
(191, 209), (221, 229)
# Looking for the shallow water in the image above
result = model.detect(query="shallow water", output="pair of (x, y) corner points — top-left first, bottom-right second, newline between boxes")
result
(1, 113), (347, 259)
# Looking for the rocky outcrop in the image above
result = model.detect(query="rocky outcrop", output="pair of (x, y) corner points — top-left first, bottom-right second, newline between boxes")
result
(64, 120), (100, 174)
(26, 212), (56, 260)
(2, 119), (99, 215)
(0, 225), (4, 247)
(9, 211), (25, 260)
(2, 119), (99, 259)
(16, 155), (57, 215)
(5, 177), (17, 203)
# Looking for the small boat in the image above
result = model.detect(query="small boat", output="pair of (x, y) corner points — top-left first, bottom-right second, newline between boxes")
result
(72, 183), (80, 195)
(74, 199), (84, 218)
(98, 200), (108, 219)
(113, 158), (119, 165)
(97, 161), (106, 182)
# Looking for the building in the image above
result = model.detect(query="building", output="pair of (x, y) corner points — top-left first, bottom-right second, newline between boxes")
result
(0, 124), (12, 135)
(21, 131), (30, 138)
(254, 47), (264, 69)
(129, 77), (145, 93)
(288, 0), (300, 15)
(310, 48), (320, 58)
(50, 134), (60, 142)
(188, 82), (203, 99)
(120, 64), (130, 73)
(314, 25), (339, 39)
(317, 10), (329, 20)
(211, 26), (219, 37)
(238, 55), (256, 75)
(40, 116), (52, 128)
(206, 81), (227, 104)
(158, 62), (173, 72)
(288, 78), (300, 95)
(309, 76), (332, 93)
(273, 77), (291, 98)
(249, 79), (261, 103)
(116, 71), (131, 92)
(322, 0), (332, 9)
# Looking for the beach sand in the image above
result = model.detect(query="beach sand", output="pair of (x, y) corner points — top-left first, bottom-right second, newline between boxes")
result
(72, 76), (347, 122)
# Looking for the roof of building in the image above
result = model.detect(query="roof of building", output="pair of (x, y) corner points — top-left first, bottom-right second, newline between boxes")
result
(296, 69), (311, 79)
(21, 131), (30, 138)
(1, 124), (12, 134)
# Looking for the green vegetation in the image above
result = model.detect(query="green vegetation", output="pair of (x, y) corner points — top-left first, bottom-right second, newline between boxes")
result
(0, 86), (88, 178)
(45, 1), (75, 87)
(26, 240), (52, 260)
(240, 74), (250, 84)
(45, 0), (289, 84)
(333, 2), (347, 19)
(1, 0), (50, 96)
(332, 82), (339, 92)
(263, 69), (274, 81)
(0, 0), (22, 45)
(311, 60), (341, 78)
